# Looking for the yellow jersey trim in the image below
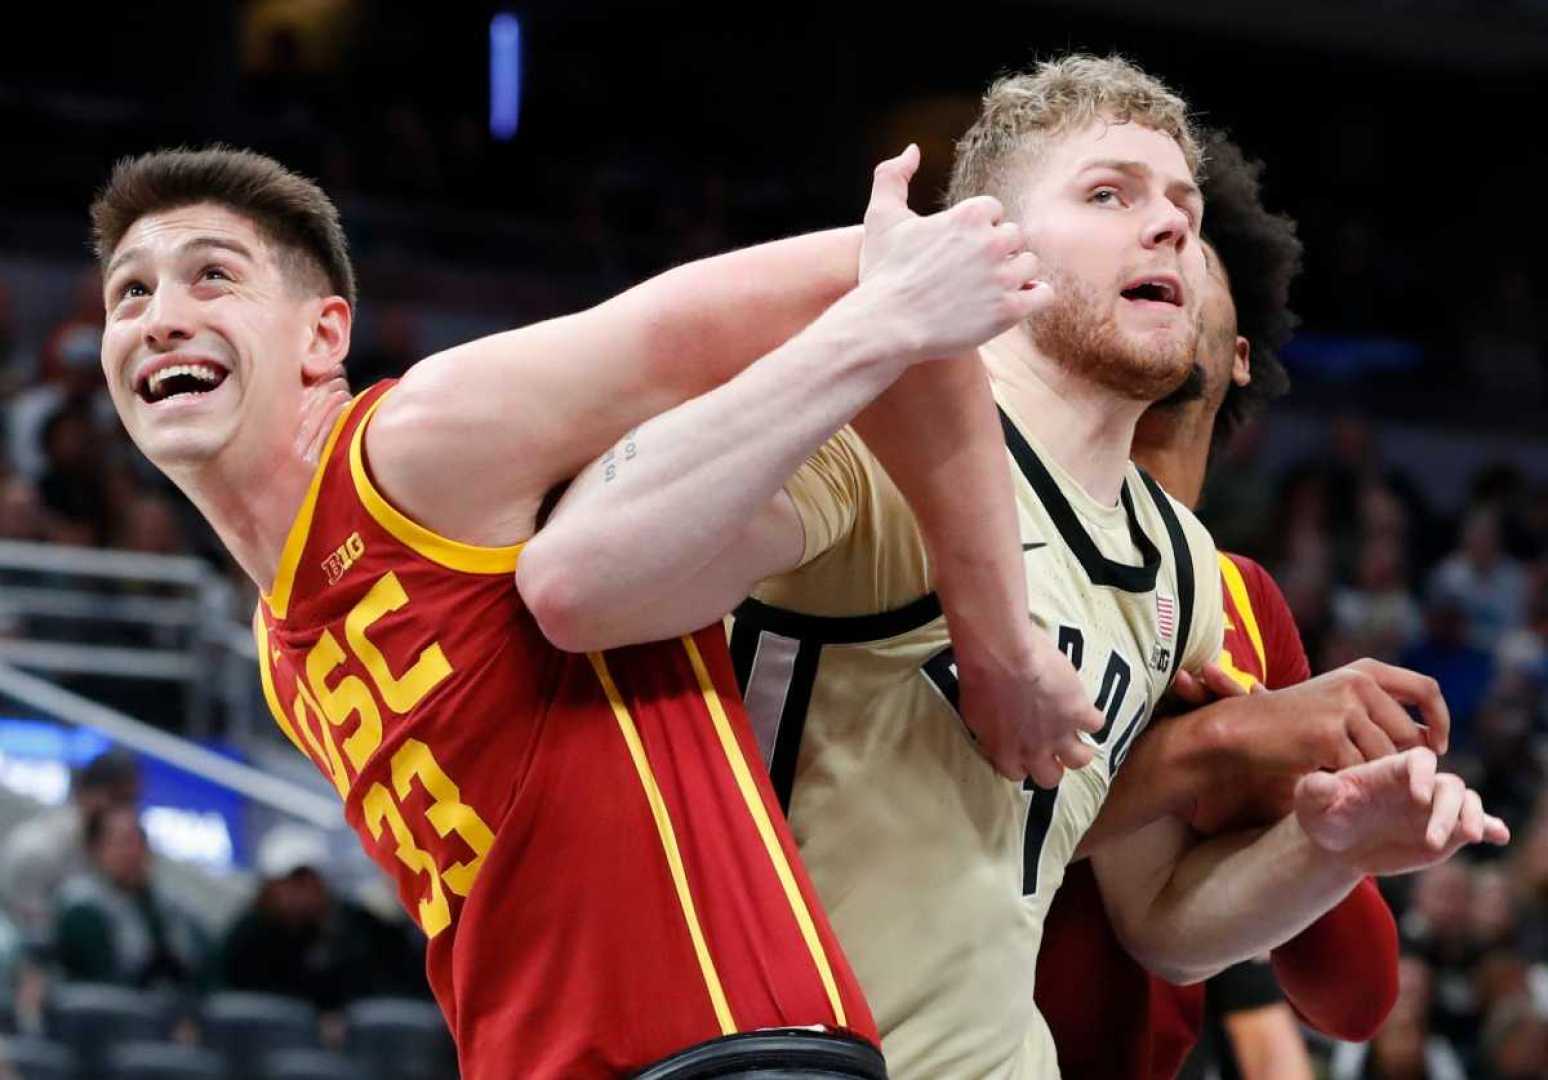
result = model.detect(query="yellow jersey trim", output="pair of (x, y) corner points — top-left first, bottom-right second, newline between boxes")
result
(681, 634), (849, 1028)
(264, 397), (363, 620)
(1218, 553), (1267, 680)
(587, 650), (737, 1036)
(253, 607), (307, 758)
(348, 393), (523, 575)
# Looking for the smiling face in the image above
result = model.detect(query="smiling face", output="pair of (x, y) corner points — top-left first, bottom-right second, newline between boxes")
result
(100, 202), (343, 474)
(1013, 119), (1207, 401)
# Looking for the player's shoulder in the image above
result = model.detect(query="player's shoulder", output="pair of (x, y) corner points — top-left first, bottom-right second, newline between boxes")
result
(1221, 551), (1291, 614)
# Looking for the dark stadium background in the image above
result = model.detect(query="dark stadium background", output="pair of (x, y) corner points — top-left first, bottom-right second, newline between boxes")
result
(0, 3), (1542, 1078)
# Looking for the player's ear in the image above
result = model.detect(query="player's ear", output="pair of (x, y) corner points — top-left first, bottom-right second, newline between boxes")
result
(1231, 336), (1251, 387)
(302, 295), (352, 381)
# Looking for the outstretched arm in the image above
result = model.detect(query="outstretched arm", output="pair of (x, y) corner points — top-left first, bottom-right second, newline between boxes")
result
(366, 226), (865, 549)
(518, 147), (1041, 650)
(1092, 748), (1506, 985)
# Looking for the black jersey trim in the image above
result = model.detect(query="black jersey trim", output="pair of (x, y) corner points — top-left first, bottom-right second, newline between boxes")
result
(997, 407), (1161, 593)
(732, 591), (943, 645)
(1137, 468), (1196, 681)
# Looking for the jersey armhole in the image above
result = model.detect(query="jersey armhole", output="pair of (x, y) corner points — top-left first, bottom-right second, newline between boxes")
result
(350, 391), (524, 575)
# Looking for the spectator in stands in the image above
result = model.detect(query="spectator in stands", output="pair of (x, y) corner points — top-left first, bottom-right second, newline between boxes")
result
(5, 268), (108, 484)
(1330, 955), (1467, 1080)
(1511, 799), (1548, 962)
(1429, 507), (1530, 651)
(1333, 534), (1423, 659)
(53, 803), (207, 991)
(1472, 867), (1521, 953)
(1472, 695), (1545, 840)
(0, 748), (139, 939)
(218, 825), (428, 1020)
(1402, 863), (1485, 1061)
(34, 395), (125, 548)
(1400, 583), (1497, 748)
(1495, 571), (1548, 694)
(1476, 994), (1548, 1079)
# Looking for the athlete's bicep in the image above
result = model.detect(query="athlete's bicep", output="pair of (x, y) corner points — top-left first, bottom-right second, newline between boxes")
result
(364, 313), (677, 549)
(363, 229), (860, 550)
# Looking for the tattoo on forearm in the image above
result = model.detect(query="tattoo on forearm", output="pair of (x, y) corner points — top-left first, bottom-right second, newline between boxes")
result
(603, 429), (639, 483)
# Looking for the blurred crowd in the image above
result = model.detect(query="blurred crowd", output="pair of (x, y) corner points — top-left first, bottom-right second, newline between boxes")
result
(1202, 414), (1548, 1077)
(0, 750), (431, 1054)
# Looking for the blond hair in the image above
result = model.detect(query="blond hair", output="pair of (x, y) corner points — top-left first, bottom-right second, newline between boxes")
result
(947, 54), (1201, 214)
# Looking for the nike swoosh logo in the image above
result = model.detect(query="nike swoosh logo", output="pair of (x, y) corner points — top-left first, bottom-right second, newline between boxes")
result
(1022, 542), (1047, 552)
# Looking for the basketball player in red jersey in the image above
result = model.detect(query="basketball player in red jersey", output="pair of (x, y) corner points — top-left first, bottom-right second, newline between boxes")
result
(1037, 133), (1445, 1078)
(91, 146), (1089, 1078)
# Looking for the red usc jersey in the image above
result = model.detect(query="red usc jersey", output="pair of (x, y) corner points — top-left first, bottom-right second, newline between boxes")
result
(1215, 552), (1312, 694)
(254, 382), (875, 1079)
(1038, 553), (1392, 1080)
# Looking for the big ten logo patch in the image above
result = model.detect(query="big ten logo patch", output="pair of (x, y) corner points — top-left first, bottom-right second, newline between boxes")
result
(322, 532), (366, 586)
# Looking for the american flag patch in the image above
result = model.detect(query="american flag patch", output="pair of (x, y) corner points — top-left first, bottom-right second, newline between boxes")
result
(1156, 593), (1176, 641)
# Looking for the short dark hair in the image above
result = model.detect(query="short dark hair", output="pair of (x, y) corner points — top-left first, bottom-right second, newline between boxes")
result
(90, 145), (356, 310)
(1199, 130), (1302, 444)
(74, 747), (139, 797)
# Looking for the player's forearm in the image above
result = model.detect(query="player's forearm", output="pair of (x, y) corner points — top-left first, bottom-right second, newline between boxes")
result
(638, 227), (863, 398)
(1074, 710), (1216, 858)
(850, 356), (1034, 687)
(519, 306), (907, 651)
(1115, 816), (1363, 985)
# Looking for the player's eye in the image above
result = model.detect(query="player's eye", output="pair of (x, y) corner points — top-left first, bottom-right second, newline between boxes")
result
(117, 280), (149, 301)
(200, 266), (230, 282)
(1089, 187), (1122, 206)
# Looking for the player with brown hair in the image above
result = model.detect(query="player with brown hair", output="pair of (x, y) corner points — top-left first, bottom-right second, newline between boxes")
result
(91, 143), (1087, 1078)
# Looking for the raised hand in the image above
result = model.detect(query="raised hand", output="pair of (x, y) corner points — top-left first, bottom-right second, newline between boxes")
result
(854, 145), (1052, 362)
(1295, 747), (1509, 877)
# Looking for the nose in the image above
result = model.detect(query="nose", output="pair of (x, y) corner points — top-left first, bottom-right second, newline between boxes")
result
(1140, 199), (1192, 253)
(142, 284), (196, 351)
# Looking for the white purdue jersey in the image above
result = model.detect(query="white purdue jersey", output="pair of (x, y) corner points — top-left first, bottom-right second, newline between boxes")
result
(729, 396), (1223, 1079)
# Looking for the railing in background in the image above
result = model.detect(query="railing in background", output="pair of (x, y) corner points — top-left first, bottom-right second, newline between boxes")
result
(0, 663), (338, 831)
(0, 539), (261, 741)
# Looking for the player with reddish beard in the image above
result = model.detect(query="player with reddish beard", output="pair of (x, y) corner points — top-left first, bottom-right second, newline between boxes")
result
(1036, 132), (1432, 1078)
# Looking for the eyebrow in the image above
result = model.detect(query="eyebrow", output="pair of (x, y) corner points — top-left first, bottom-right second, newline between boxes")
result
(1078, 158), (1203, 212)
(105, 236), (257, 280)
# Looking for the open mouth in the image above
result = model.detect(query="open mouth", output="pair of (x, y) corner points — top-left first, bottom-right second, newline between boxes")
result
(1120, 277), (1183, 307)
(136, 361), (230, 405)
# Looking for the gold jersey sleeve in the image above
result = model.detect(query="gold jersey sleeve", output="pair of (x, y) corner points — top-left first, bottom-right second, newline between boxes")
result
(730, 403), (1223, 1079)
(761, 426), (932, 617)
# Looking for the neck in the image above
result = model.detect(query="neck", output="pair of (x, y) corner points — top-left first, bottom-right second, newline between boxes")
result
(1130, 399), (1214, 510)
(981, 328), (1149, 507)
(165, 385), (351, 593)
